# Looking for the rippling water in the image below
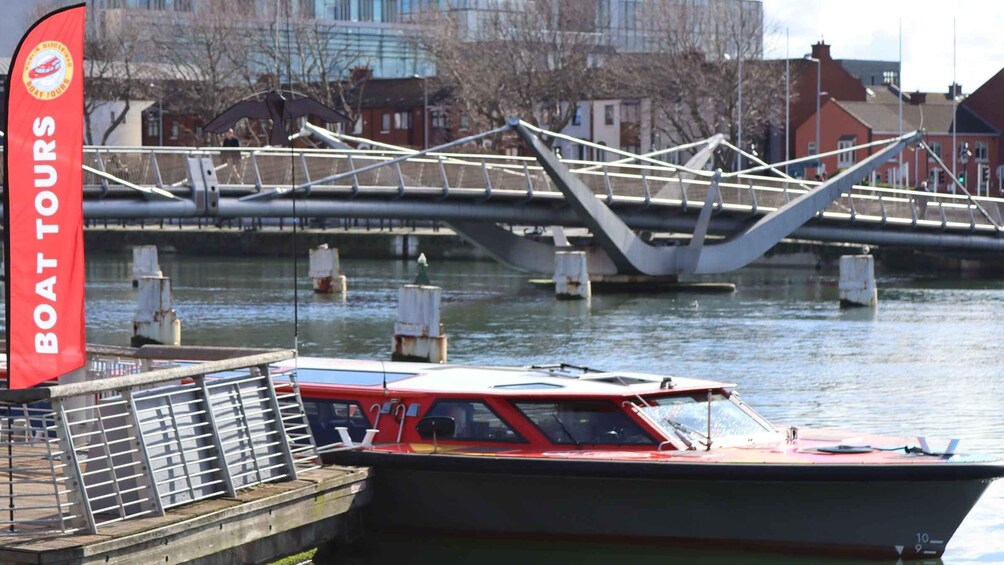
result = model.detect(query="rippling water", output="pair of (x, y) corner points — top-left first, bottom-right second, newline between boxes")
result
(82, 253), (1004, 564)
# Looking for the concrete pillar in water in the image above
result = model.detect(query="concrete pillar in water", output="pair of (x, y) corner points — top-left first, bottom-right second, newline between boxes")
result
(132, 245), (162, 287)
(554, 251), (591, 300)
(308, 244), (347, 294)
(838, 254), (877, 308)
(132, 276), (182, 347)
(393, 234), (418, 259)
(392, 285), (447, 363)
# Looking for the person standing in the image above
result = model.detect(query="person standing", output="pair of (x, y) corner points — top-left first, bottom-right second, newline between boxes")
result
(914, 180), (931, 219)
(222, 128), (242, 183)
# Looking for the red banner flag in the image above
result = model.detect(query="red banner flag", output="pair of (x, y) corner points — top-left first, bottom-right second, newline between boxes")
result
(3, 4), (86, 389)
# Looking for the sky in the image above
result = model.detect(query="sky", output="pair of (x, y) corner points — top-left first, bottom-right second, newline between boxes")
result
(763, 0), (1004, 94)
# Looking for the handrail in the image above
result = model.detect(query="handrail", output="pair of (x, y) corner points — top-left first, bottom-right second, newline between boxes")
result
(0, 349), (296, 403)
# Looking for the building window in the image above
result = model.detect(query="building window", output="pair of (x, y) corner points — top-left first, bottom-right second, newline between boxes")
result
(621, 102), (640, 124)
(327, 0), (350, 19)
(460, 113), (469, 131)
(170, 121), (179, 140)
(928, 141), (942, 161)
(837, 137), (856, 168)
(882, 70), (898, 85)
(298, 0), (314, 17)
(381, 113), (391, 133)
(382, 0), (398, 22)
(572, 104), (582, 126)
(604, 104), (615, 126)
(359, 0), (374, 21)
(147, 0), (166, 9)
(807, 141), (816, 156)
(173, 0), (193, 11)
(431, 109), (448, 128)
(146, 113), (159, 137)
(393, 111), (412, 130)
(975, 141), (989, 161)
(621, 144), (640, 154)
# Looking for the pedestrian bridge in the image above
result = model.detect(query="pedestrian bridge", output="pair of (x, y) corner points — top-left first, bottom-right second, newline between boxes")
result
(3, 119), (1002, 275)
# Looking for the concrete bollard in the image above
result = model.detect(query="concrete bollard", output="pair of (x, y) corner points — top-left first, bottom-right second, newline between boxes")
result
(554, 251), (591, 300)
(838, 254), (877, 308)
(308, 244), (347, 294)
(392, 234), (418, 259)
(131, 245), (162, 288)
(132, 276), (182, 347)
(392, 285), (447, 363)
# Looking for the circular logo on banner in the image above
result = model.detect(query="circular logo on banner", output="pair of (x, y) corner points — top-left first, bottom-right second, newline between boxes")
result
(22, 41), (74, 100)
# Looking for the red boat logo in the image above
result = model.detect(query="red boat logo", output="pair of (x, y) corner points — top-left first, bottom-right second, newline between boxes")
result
(28, 56), (61, 79)
(21, 41), (74, 101)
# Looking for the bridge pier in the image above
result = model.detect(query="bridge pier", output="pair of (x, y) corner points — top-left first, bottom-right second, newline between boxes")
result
(554, 251), (591, 300)
(131, 245), (162, 287)
(838, 254), (878, 308)
(132, 276), (182, 347)
(309, 244), (347, 294)
(392, 284), (447, 363)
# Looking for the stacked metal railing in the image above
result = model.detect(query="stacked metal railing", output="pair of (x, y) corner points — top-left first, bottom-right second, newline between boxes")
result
(0, 348), (318, 536)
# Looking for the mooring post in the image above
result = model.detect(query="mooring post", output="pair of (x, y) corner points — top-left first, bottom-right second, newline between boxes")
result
(308, 244), (347, 294)
(554, 251), (591, 300)
(392, 256), (446, 363)
(393, 234), (417, 259)
(131, 245), (162, 288)
(838, 253), (877, 308)
(132, 276), (182, 346)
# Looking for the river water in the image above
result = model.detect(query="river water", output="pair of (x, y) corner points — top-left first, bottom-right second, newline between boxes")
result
(82, 253), (1004, 564)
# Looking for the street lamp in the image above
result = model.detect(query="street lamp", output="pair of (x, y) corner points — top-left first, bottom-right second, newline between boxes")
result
(412, 74), (429, 150)
(724, 52), (743, 171)
(150, 83), (163, 146)
(804, 55), (821, 176)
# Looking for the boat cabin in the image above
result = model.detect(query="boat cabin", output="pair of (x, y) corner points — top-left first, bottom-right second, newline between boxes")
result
(282, 358), (782, 456)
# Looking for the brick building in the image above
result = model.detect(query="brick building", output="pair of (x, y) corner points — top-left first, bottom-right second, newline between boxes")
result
(790, 41), (1003, 196)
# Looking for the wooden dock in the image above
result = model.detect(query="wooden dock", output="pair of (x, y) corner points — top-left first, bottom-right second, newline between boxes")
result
(0, 465), (369, 564)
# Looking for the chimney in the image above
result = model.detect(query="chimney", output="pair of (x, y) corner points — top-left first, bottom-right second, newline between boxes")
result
(910, 91), (926, 105)
(811, 41), (831, 61)
(948, 82), (962, 98)
(350, 66), (373, 83)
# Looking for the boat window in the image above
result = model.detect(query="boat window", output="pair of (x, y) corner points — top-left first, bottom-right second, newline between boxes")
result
(302, 399), (371, 445)
(424, 400), (525, 443)
(640, 392), (777, 448)
(513, 400), (656, 446)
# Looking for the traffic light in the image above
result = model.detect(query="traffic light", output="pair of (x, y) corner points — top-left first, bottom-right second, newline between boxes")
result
(938, 170), (946, 185)
(958, 174), (965, 185)
(982, 165), (991, 185)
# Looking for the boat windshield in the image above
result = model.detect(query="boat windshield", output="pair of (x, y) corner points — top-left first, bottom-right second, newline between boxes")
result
(639, 392), (778, 448)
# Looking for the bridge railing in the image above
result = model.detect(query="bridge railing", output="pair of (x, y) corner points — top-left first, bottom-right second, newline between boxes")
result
(1, 143), (1001, 234)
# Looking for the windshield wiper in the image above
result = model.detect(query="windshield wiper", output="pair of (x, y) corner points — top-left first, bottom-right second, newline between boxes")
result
(660, 418), (709, 450)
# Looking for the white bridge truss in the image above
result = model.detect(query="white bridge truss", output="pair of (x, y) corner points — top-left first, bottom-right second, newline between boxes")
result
(2, 120), (1001, 275)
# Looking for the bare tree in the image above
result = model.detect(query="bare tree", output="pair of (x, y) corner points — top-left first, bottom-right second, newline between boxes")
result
(631, 0), (789, 170)
(416, 0), (609, 143)
(27, 2), (147, 145)
(150, 0), (262, 144)
(260, 9), (369, 131)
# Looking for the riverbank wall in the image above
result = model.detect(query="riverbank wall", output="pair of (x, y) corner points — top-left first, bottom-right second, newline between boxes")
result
(18, 224), (1002, 275)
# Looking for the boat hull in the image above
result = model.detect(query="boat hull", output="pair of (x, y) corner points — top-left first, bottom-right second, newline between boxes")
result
(340, 452), (1000, 560)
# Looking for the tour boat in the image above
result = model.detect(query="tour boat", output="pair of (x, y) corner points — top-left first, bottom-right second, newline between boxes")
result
(283, 357), (1004, 561)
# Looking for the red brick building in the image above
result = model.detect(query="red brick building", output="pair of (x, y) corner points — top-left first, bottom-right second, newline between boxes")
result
(795, 89), (998, 193)
(791, 41), (1003, 196)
